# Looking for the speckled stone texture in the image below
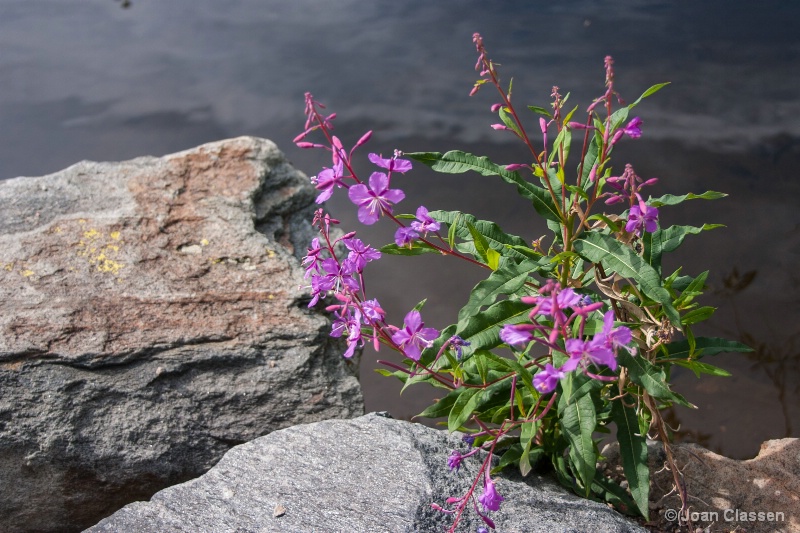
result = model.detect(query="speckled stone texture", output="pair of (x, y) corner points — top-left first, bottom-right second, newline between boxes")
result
(0, 137), (363, 532)
(87, 413), (646, 533)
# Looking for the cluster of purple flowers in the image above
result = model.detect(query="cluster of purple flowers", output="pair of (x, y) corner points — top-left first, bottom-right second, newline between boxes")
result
(298, 94), (441, 362)
(500, 281), (635, 394)
(604, 163), (660, 237)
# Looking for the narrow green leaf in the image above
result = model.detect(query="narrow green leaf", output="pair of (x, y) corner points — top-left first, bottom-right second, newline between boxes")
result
(456, 259), (537, 328)
(527, 105), (553, 118)
(466, 221), (490, 263)
(487, 248), (501, 270)
(558, 390), (597, 497)
(660, 224), (724, 256)
(618, 350), (694, 407)
(573, 232), (681, 329)
(447, 213), (460, 250)
(499, 106), (523, 137)
(611, 399), (650, 519)
(681, 306), (716, 326)
(406, 151), (563, 224)
(629, 82), (671, 108)
(429, 209), (530, 263)
(417, 388), (460, 418)
(648, 190), (726, 207)
(380, 241), (440, 256)
(448, 387), (483, 432)
(673, 359), (732, 378)
(456, 300), (532, 358)
(663, 337), (753, 359)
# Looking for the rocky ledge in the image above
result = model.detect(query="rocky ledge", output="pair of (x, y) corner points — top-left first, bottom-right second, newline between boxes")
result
(87, 412), (646, 533)
(0, 137), (363, 532)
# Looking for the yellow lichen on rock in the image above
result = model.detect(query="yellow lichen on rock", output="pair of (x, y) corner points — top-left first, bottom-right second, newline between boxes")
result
(76, 226), (125, 276)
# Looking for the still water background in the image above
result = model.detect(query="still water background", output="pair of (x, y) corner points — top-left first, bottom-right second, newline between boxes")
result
(1, 0), (798, 460)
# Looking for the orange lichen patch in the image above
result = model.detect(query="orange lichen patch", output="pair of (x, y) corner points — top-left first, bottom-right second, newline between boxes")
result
(0, 361), (24, 371)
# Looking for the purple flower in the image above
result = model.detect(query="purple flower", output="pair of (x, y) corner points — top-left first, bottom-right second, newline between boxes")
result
(564, 337), (616, 372)
(318, 258), (360, 294)
(478, 477), (504, 512)
(311, 160), (344, 204)
(448, 335), (470, 359)
(330, 309), (363, 359)
(360, 299), (386, 325)
(394, 226), (420, 248)
(623, 117), (643, 139)
(410, 205), (441, 235)
(368, 152), (412, 174)
(596, 310), (635, 355)
(301, 237), (324, 279)
(625, 204), (659, 236)
(447, 450), (463, 472)
(499, 324), (535, 347)
(343, 237), (381, 272)
(533, 363), (565, 394)
(391, 310), (439, 361)
(522, 285), (582, 321)
(348, 172), (405, 225)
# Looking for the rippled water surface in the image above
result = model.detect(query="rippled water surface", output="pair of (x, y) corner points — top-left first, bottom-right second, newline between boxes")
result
(1, 0), (798, 459)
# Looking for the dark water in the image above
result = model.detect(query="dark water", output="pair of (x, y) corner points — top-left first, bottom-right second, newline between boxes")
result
(1, 0), (798, 460)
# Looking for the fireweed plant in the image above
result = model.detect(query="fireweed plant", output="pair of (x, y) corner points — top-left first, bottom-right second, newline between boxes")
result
(295, 34), (751, 531)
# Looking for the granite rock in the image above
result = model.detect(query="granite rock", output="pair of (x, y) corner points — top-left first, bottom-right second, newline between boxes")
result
(602, 438), (800, 532)
(87, 413), (646, 533)
(0, 137), (363, 532)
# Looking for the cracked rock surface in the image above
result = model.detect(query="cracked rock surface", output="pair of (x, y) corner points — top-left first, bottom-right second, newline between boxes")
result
(0, 137), (363, 532)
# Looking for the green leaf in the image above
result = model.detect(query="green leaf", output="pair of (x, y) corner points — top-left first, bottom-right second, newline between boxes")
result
(519, 420), (541, 476)
(380, 241), (440, 256)
(499, 106), (523, 137)
(456, 300), (533, 358)
(573, 232), (681, 329)
(648, 190), (726, 207)
(580, 135), (601, 189)
(486, 248), (501, 271)
(527, 105), (553, 118)
(617, 350), (694, 407)
(611, 399), (650, 519)
(429, 210), (530, 263)
(673, 359), (732, 378)
(681, 306), (716, 326)
(558, 387), (597, 497)
(466, 221), (491, 263)
(417, 388), (461, 418)
(663, 337), (753, 359)
(407, 151), (563, 224)
(629, 82), (671, 109)
(447, 212), (460, 250)
(456, 259), (538, 329)
(448, 387), (483, 432)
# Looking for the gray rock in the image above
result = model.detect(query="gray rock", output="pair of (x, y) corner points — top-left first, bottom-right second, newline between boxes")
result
(87, 413), (645, 533)
(0, 137), (363, 532)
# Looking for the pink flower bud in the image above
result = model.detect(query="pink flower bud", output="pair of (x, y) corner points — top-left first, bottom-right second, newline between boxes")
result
(491, 124), (510, 131)
(295, 142), (324, 149)
(354, 130), (373, 149)
(588, 164), (598, 182)
(505, 163), (526, 171)
(610, 129), (624, 145)
(643, 177), (659, 186)
(490, 103), (502, 112)
(470, 85), (480, 96)
(539, 117), (547, 134)
(604, 195), (624, 205)
(568, 121), (589, 130)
